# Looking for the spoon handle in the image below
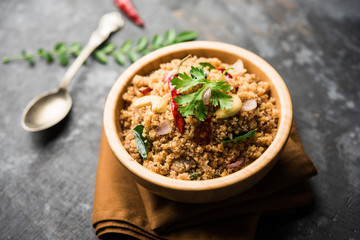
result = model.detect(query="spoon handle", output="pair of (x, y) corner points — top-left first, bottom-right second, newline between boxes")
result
(59, 12), (124, 89)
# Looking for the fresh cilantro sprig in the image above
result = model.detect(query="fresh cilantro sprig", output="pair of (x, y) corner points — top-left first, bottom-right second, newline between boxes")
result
(2, 29), (198, 66)
(171, 64), (233, 121)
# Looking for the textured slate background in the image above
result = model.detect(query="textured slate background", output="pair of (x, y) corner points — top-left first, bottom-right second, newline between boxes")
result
(0, 0), (359, 239)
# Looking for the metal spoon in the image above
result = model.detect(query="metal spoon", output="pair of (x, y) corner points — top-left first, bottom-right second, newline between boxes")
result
(21, 12), (124, 132)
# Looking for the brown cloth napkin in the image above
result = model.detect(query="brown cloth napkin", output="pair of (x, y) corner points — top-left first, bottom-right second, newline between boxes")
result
(92, 124), (317, 240)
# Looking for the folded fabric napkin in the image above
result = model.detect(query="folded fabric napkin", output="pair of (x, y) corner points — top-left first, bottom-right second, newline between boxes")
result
(92, 124), (317, 240)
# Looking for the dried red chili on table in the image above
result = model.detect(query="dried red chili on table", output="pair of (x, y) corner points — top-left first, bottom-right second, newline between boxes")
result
(113, 0), (144, 26)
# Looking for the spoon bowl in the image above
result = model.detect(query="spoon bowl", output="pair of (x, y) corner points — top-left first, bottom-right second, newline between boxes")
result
(22, 88), (72, 132)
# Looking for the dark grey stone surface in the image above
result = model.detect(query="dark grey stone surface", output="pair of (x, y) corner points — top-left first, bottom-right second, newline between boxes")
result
(0, 0), (359, 239)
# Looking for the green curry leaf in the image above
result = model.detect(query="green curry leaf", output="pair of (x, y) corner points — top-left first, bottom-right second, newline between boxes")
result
(220, 129), (257, 143)
(199, 62), (215, 71)
(133, 125), (148, 160)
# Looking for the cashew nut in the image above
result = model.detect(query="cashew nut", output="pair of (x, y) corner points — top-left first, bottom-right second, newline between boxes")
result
(215, 94), (242, 119)
(133, 95), (167, 113)
(151, 97), (167, 113)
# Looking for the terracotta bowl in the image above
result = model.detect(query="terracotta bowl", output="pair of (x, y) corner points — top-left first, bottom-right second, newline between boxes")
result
(103, 41), (293, 203)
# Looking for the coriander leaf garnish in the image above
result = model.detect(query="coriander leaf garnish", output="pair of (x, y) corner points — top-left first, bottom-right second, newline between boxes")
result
(133, 125), (148, 160)
(171, 64), (233, 121)
(220, 129), (257, 143)
(173, 67), (208, 93)
(189, 65), (208, 82)
(175, 85), (209, 121)
(209, 80), (233, 109)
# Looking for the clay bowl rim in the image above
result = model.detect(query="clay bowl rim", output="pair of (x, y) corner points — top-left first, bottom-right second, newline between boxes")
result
(104, 41), (293, 191)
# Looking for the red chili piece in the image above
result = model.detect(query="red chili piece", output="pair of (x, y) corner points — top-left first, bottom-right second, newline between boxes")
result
(166, 73), (185, 134)
(113, 0), (144, 26)
(194, 117), (211, 145)
(139, 87), (152, 96)
(217, 68), (233, 78)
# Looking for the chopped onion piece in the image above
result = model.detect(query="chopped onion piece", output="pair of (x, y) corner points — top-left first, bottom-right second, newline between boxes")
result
(202, 86), (211, 105)
(155, 119), (172, 135)
(227, 157), (244, 168)
(231, 59), (244, 72)
(163, 70), (175, 83)
(242, 99), (257, 111)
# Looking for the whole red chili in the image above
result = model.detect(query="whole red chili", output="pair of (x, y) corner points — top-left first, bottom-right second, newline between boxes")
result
(166, 73), (185, 134)
(194, 117), (211, 145)
(164, 55), (192, 134)
(113, 0), (144, 26)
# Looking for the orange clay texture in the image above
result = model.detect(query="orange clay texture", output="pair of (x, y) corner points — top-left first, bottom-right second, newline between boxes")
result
(119, 56), (279, 180)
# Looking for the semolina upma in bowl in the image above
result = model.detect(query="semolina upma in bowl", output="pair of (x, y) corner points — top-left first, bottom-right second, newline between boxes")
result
(119, 55), (279, 180)
(104, 41), (292, 203)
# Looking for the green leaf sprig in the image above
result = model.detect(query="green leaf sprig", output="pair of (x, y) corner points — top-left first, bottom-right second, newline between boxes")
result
(132, 125), (148, 160)
(220, 129), (257, 143)
(2, 42), (82, 66)
(171, 63), (233, 121)
(94, 29), (198, 64)
(2, 29), (198, 66)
